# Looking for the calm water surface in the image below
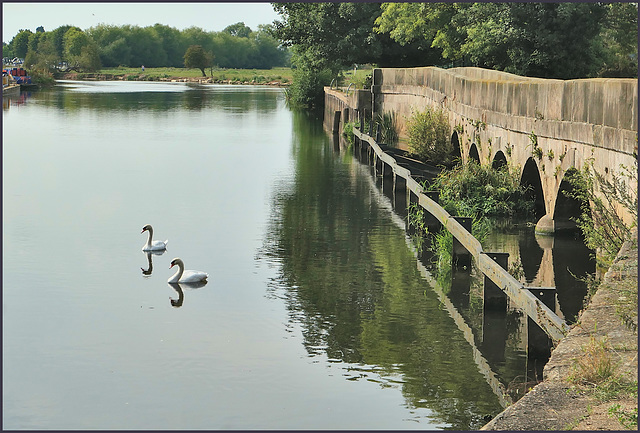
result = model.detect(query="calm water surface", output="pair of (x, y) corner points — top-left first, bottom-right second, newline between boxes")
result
(3, 82), (590, 430)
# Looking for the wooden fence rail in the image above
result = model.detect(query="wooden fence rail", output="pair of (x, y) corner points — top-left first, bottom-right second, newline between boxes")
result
(353, 127), (570, 342)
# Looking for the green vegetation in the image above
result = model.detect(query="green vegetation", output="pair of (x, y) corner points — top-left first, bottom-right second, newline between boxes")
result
(406, 107), (452, 165)
(563, 159), (637, 268)
(67, 66), (293, 84)
(342, 111), (396, 148)
(567, 335), (616, 385)
(608, 403), (638, 430)
(27, 68), (56, 86)
(613, 278), (638, 334)
(341, 121), (357, 145)
(284, 65), (332, 109)
(183, 45), (213, 77)
(270, 3), (636, 108)
(342, 67), (373, 90)
(567, 333), (638, 430)
(3, 21), (288, 76)
(430, 161), (535, 219)
(271, 3), (435, 109)
(375, 111), (398, 146)
(430, 216), (492, 280)
(559, 157), (638, 430)
(7, 3), (634, 104)
(406, 160), (533, 282)
(374, 3), (637, 79)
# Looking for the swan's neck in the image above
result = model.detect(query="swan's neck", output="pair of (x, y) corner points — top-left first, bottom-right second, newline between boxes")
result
(145, 228), (154, 247)
(170, 261), (184, 281)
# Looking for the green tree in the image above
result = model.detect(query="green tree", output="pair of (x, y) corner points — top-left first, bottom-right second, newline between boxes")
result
(183, 44), (213, 76)
(596, 2), (638, 77)
(26, 31), (44, 56)
(88, 24), (132, 67)
(375, 2), (462, 60)
(23, 31), (47, 68)
(223, 22), (252, 38)
(24, 32), (59, 72)
(273, 2), (390, 75)
(375, 2), (610, 78)
(50, 25), (76, 60)
(285, 55), (332, 109)
(272, 2), (437, 108)
(253, 25), (289, 69)
(64, 27), (101, 71)
(2, 42), (11, 59)
(11, 29), (33, 58)
(181, 26), (215, 53)
(151, 23), (186, 67)
(272, 2), (430, 108)
(500, 2), (606, 78)
(127, 25), (166, 67)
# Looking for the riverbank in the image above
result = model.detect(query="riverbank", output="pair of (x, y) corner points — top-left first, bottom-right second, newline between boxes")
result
(60, 66), (292, 87)
(482, 228), (638, 430)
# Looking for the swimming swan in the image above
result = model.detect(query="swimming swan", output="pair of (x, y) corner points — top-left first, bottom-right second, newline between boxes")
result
(168, 257), (209, 283)
(141, 224), (168, 251)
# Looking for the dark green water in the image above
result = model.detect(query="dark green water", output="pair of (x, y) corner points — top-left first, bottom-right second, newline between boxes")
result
(2, 82), (593, 429)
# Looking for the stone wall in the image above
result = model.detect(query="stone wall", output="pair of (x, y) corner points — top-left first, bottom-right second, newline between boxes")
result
(323, 87), (371, 134)
(372, 66), (637, 155)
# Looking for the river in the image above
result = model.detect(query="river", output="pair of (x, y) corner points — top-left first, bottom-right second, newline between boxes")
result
(2, 82), (593, 429)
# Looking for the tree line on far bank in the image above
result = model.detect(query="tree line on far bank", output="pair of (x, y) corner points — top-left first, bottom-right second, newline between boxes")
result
(2, 21), (289, 73)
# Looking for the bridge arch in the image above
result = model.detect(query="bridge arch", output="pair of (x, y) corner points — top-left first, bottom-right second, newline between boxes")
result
(521, 158), (546, 220)
(451, 131), (462, 163)
(492, 151), (508, 171)
(468, 143), (480, 164)
(552, 168), (587, 232)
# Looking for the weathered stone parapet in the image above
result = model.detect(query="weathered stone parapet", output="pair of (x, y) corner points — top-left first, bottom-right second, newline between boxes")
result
(323, 87), (372, 134)
(373, 66), (637, 147)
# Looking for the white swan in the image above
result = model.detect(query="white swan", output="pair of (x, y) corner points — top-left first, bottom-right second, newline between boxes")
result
(168, 257), (209, 283)
(141, 224), (168, 251)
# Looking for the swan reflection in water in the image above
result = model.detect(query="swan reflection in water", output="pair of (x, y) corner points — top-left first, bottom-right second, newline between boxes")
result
(169, 281), (207, 308)
(141, 250), (166, 276)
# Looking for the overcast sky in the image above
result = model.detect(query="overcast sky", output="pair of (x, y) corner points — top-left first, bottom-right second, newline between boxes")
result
(2, 2), (282, 43)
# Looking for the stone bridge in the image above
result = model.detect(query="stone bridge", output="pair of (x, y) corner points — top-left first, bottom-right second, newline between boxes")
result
(324, 66), (637, 234)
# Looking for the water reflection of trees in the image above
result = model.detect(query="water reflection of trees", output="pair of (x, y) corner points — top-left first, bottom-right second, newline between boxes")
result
(32, 83), (281, 113)
(259, 112), (502, 429)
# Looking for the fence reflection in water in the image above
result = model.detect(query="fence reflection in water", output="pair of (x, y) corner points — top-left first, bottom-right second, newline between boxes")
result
(336, 128), (594, 404)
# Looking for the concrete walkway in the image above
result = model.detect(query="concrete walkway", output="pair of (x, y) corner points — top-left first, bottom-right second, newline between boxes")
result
(482, 228), (638, 430)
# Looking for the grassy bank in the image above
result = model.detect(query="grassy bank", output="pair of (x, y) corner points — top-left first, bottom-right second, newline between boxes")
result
(68, 66), (294, 84)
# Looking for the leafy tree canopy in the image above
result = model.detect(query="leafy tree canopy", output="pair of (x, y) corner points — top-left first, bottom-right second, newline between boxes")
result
(5, 22), (288, 70)
(374, 2), (635, 79)
(9, 29), (32, 58)
(223, 22), (252, 38)
(272, 2), (430, 74)
(184, 44), (213, 76)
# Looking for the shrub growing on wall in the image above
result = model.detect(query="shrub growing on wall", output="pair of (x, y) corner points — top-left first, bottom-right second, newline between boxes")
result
(563, 159), (637, 268)
(430, 161), (535, 219)
(406, 107), (452, 165)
